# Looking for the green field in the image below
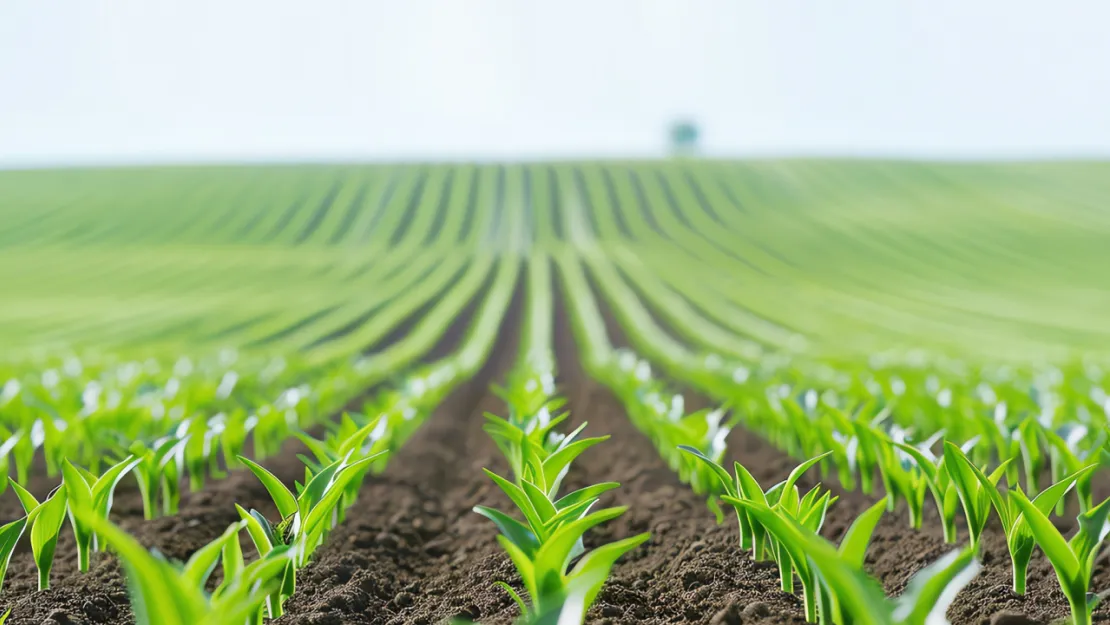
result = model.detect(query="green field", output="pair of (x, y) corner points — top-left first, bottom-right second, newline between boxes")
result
(1, 160), (1109, 625)
(3, 161), (1109, 363)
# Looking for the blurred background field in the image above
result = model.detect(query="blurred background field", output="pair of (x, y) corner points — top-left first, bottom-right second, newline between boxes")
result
(3, 160), (1109, 365)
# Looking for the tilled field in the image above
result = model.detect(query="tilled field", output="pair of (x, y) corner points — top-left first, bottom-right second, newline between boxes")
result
(2, 293), (1107, 625)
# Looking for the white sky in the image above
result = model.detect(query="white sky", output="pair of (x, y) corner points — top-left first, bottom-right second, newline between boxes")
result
(1, 0), (1108, 165)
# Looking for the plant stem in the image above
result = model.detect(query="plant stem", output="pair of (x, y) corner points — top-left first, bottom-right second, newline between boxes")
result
(779, 556), (793, 593)
(38, 568), (49, 591)
(1011, 562), (1026, 595)
(802, 580), (818, 623)
(1067, 592), (1091, 625)
(941, 518), (957, 544)
(267, 593), (284, 619)
(908, 504), (923, 530)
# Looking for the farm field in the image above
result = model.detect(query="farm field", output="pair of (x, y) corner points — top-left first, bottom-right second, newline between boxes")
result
(0, 160), (1109, 625)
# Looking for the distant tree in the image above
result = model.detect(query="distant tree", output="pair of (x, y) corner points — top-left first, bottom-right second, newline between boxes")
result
(669, 119), (700, 155)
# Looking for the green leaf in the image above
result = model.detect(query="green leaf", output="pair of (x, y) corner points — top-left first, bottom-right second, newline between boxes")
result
(894, 443), (939, 484)
(0, 517), (28, 593)
(1009, 489), (1079, 583)
(778, 452), (832, 516)
(301, 454), (380, 544)
(533, 507), (627, 582)
(544, 497), (601, 532)
(183, 521), (245, 590)
(892, 548), (981, 625)
(9, 479), (40, 516)
(474, 506), (541, 557)
(521, 480), (558, 523)
(484, 468), (548, 540)
(336, 415), (385, 456)
(30, 484), (68, 589)
(553, 482), (619, 510)
(62, 460), (95, 571)
(494, 580), (529, 618)
(839, 497), (888, 568)
(565, 532), (651, 617)
(498, 534), (538, 600)
(235, 504), (275, 556)
(541, 436), (608, 497)
(677, 445), (736, 497)
(237, 456), (298, 519)
(77, 509), (208, 625)
(220, 525), (245, 592)
(733, 461), (767, 505)
(92, 454), (143, 515)
(293, 431), (336, 468)
(1070, 496), (1110, 576)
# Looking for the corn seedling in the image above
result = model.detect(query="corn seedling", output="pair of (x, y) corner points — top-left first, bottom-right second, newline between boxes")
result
(78, 509), (295, 625)
(894, 440), (962, 543)
(949, 448), (1098, 594)
(9, 481), (68, 590)
(1009, 492), (1110, 625)
(0, 517), (27, 593)
(129, 436), (189, 519)
(680, 446), (834, 619)
(61, 455), (142, 571)
(294, 413), (391, 521)
(736, 499), (981, 625)
(237, 449), (385, 617)
(476, 383), (648, 623)
(478, 492), (649, 624)
(1042, 430), (1109, 514)
(942, 442), (1012, 549)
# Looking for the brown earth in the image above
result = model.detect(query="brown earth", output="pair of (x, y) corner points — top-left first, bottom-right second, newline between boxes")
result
(1, 285), (1108, 624)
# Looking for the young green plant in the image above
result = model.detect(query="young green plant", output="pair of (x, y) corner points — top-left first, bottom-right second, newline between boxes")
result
(736, 499), (981, 625)
(61, 454), (142, 571)
(1009, 492), (1110, 625)
(681, 446), (834, 620)
(76, 509), (296, 625)
(894, 440), (962, 543)
(9, 481), (68, 590)
(943, 442), (1012, 549)
(476, 392), (648, 623)
(237, 449), (386, 617)
(946, 447), (1098, 594)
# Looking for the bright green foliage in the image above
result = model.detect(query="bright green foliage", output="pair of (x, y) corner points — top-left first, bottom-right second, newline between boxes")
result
(61, 455), (142, 571)
(10, 481), (69, 590)
(942, 443), (1012, 548)
(960, 456), (1096, 595)
(736, 499), (980, 625)
(681, 446), (834, 621)
(237, 449), (386, 617)
(476, 362), (648, 624)
(477, 463), (648, 625)
(0, 517), (27, 593)
(893, 441), (962, 543)
(483, 392), (573, 488)
(476, 460), (649, 623)
(77, 509), (295, 625)
(1009, 492), (1110, 625)
(493, 506), (650, 623)
(4, 160), (1110, 623)
(1041, 433), (1110, 514)
(128, 437), (189, 520)
(603, 352), (732, 499)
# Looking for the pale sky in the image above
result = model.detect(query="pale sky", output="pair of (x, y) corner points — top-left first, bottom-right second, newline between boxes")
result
(1, 0), (1108, 165)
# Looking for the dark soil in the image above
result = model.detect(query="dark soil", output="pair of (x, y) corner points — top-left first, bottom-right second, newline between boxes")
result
(1, 286), (1108, 624)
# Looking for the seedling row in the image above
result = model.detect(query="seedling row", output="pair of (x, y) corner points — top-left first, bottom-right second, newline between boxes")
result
(2, 161), (1108, 624)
